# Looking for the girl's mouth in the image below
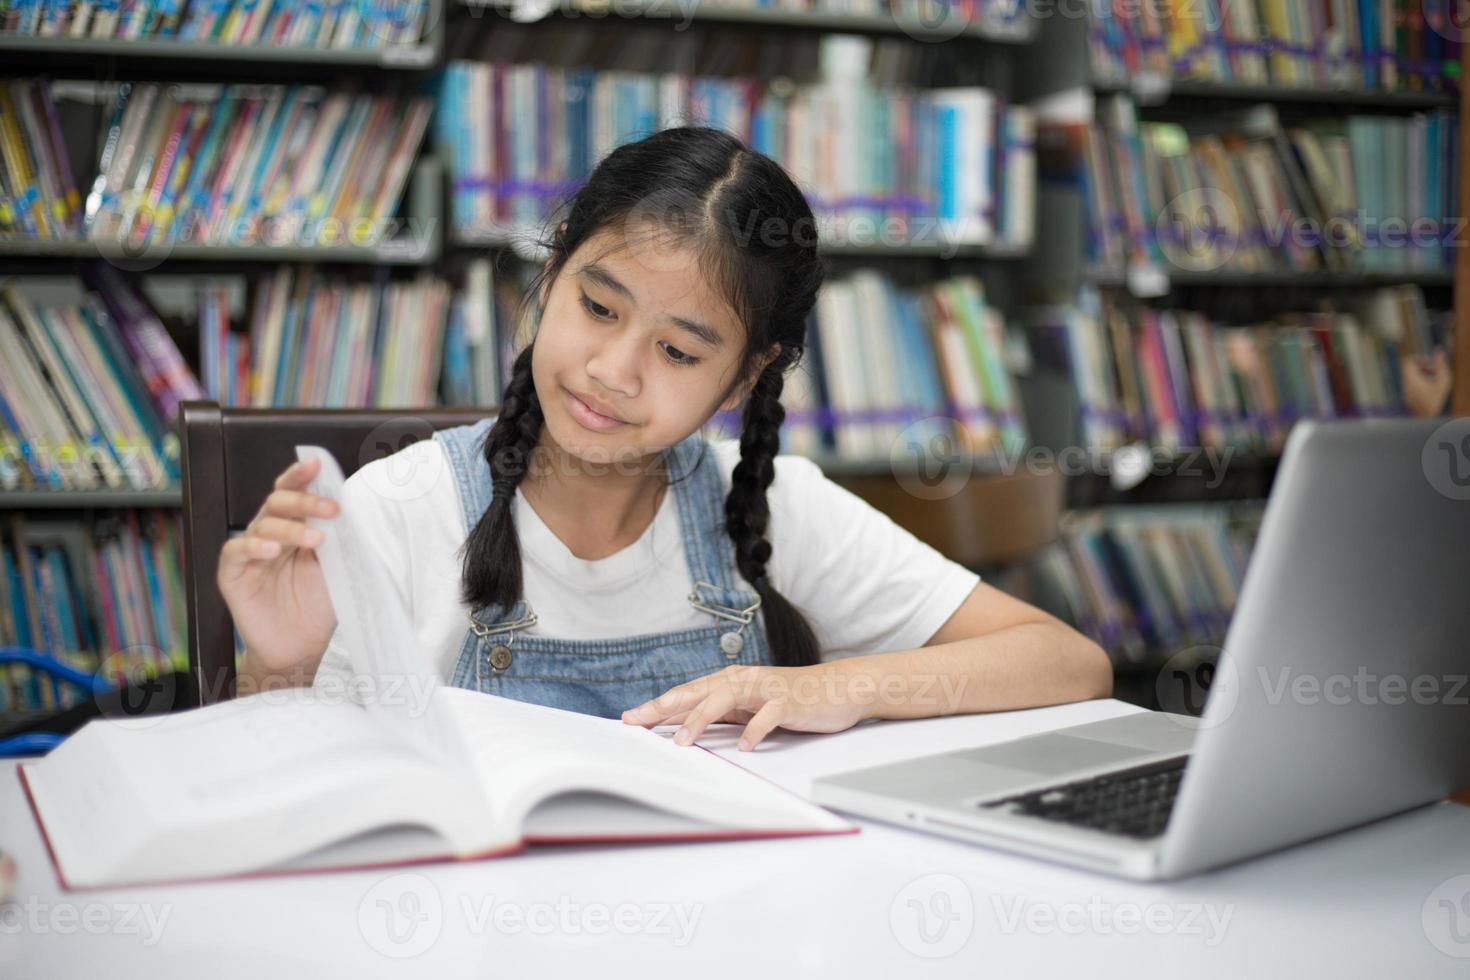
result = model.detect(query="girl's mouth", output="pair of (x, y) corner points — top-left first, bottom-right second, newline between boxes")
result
(564, 388), (630, 432)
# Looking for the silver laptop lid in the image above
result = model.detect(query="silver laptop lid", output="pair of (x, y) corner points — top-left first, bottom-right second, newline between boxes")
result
(1159, 418), (1470, 878)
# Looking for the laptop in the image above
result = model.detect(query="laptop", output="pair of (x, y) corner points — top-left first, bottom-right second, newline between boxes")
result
(812, 418), (1470, 880)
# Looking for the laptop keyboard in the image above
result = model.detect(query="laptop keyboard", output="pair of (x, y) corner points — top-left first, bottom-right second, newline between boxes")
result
(979, 755), (1190, 840)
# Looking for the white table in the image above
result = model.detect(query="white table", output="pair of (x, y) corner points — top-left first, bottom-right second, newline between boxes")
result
(4, 697), (1468, 978)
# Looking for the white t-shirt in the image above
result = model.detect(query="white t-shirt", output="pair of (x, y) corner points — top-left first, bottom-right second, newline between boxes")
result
(313, 435), (980, 684)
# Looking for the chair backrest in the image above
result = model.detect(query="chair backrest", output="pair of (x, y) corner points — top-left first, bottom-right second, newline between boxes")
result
(178, 401), (491, 707)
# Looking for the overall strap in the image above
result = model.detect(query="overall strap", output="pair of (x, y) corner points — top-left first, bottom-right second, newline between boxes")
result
(668, 434), (762, 627)
(434, 415), (497, 538)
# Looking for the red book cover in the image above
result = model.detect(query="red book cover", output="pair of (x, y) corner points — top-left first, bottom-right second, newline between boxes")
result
(1309, 324), (1354, 415)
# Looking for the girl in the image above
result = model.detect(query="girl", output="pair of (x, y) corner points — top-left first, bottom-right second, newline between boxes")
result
(217, 126), (1111, 751)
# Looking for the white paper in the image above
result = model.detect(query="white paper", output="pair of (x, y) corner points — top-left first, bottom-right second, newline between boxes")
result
(296, 445), (453, 760)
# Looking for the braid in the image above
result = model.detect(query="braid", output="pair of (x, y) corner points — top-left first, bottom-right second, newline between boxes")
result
(725, 359), (821, 667)
(461, 342), (544, 612)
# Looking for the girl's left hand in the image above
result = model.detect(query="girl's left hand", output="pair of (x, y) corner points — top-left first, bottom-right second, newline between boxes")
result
(621, 664), (869, 751)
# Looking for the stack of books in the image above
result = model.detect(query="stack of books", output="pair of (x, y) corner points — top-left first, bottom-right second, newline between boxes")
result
(1089, 0), (1463, 92)
(1030, 284), (1444, 456)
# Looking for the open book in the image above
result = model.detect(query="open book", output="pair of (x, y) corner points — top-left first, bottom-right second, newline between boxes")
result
(19, 446), (855, 891)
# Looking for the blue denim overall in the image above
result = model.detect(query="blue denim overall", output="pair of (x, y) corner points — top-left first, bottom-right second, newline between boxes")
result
(434, 417), (771, 718)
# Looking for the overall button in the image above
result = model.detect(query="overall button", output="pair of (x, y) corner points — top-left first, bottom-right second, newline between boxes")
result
(719, 631), (744, 657)
(488, 644), (513, 672)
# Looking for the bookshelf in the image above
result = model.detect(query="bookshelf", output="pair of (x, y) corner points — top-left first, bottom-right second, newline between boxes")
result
(1083, 265), (1457, 292)
(0, 0), (1065, 727)
(453, 0), (1037, 43)
(1090, 76), (1458, 111)
(0, 234), (440, 264)
(0, 489), (184, 508)
(451, 224), (1034, 260)
(0, 31), (441, 69)
(1020, 3), (1464, 442)
(1, 0), (1464, 718)
(1007, 3), (1466, 693)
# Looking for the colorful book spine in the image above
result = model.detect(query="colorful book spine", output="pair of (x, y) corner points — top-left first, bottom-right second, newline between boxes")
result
(440, 56), (1033, 251)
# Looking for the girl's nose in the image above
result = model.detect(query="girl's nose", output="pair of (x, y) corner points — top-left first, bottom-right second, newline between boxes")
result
(586, 329), (644, 400)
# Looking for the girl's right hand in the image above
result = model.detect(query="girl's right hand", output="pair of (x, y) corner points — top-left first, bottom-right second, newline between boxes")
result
(216, 456), (340, 683)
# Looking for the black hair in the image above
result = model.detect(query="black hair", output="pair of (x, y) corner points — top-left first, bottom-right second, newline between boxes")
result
(458, 126), (825, 667)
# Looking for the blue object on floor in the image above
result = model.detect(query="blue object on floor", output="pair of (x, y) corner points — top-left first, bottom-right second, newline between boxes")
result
(0, 646), (117, 758)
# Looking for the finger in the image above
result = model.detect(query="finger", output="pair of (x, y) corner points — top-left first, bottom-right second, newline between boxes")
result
(261, 488), (338, 520)
(622, 677), (715, 726)
(249, 459), (324, 528)
(252, 516), (325, 550)
(274, 456), (321, 492)
(673, 686), (739, 746)
(218, 535), (282, 575)
(644, 706), (754, 730)
(738, 700), (788, 751)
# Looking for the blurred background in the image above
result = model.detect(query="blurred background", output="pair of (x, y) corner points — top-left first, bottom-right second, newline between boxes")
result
(0, 0), (1464, 734)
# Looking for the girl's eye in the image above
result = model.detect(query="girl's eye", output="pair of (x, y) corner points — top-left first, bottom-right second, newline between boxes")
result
(660, 343), (700, 367)
(579, 293), (613, 320)
(581, 292), (700, 367)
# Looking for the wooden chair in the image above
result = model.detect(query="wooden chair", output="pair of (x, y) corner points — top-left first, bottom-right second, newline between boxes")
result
(177, 401), (490, 707)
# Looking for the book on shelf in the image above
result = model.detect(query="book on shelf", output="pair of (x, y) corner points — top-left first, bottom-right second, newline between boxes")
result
(4, 254), (1027, 477)
(0, 0), (428, 48)
(441, 256), (528, 408)
(2, 261), (461, 451)
(0, 270), (188, 493)
(926, 274), (1026, 457)
(18, 447), (853, 891)
(0, 78), (83, 241)
(1, 509), (186, 717)
(709, 270), (1026, 462)
(227, 266), (453, 408)
(438, 51), (1037, 250)
(1028, 284), (1446, 457)
(1088, 0), (1463, 94)
(1066, 94), (1459, 278)
(0, 79), (431, 249)
(1038, 507), (1261, 669)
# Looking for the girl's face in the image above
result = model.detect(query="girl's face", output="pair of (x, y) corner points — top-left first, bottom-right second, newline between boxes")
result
(531, 227), (765, 470)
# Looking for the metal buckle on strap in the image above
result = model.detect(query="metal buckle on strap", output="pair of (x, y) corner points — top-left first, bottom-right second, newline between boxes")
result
(468, 608), (538, 640)
(686, 580), (762, 626)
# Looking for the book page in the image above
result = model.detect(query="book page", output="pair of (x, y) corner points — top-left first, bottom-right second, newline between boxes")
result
(24, 691), (495, 887)
(438, 687), (852, 839)
(296, 448), (848, 844)
(297, 445), (464, 764)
